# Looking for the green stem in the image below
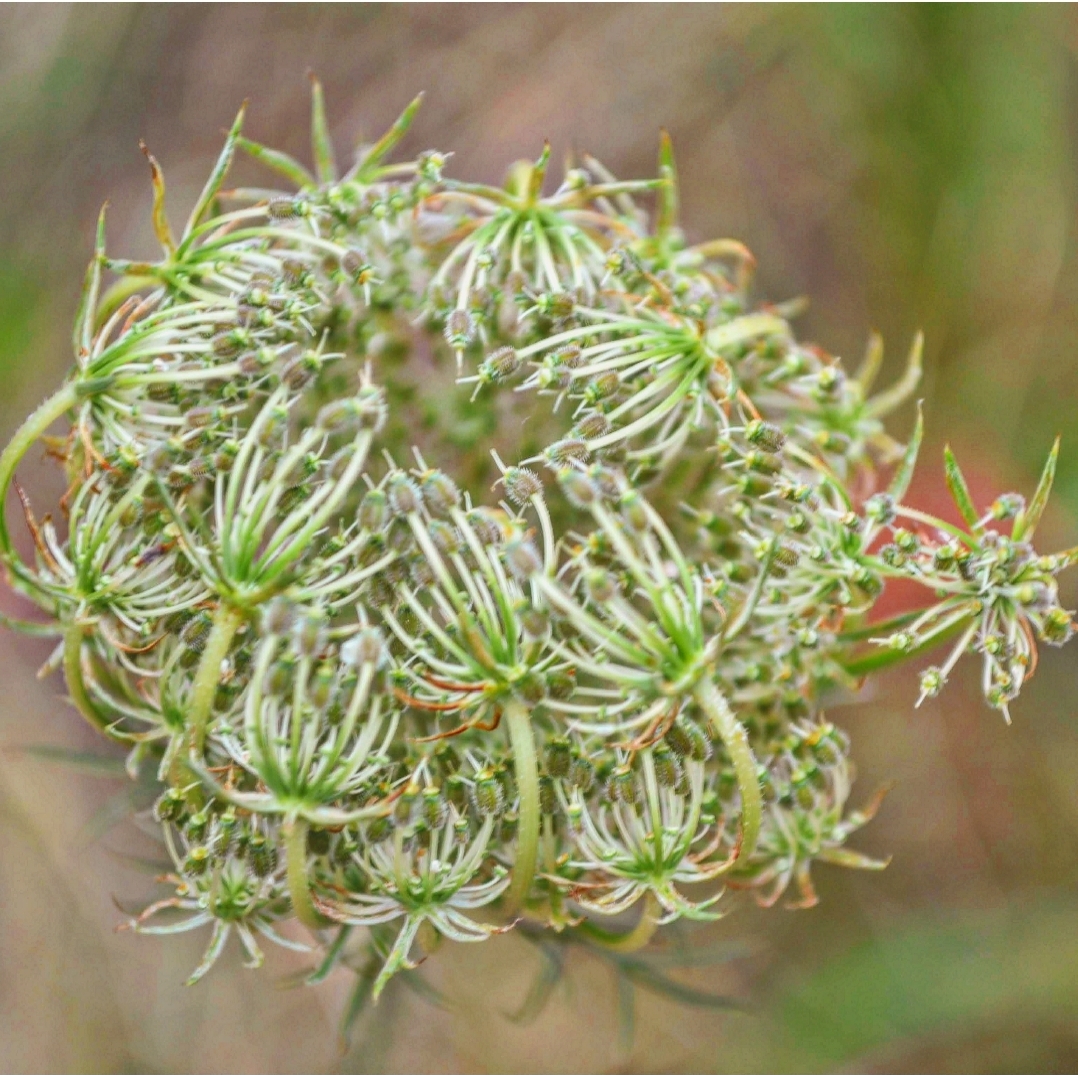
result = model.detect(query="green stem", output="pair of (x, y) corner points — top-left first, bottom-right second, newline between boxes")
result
(62, 622), (116, 738)
(840, 613), (972, 678)
(694, 677), (761, 862)
(186, 603), (244, 756)
(284, 816), (327, 932)
(577, 893), (660, 953)
(504, 696), (540, 916)
(0, 382), (80, 565)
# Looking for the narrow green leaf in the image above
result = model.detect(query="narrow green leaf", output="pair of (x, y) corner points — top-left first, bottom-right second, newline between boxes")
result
(505, 943), (565, 1024)
(528, 141), (552, 204)
(840, 610), (974, 678)
(139, 141), (176, 256)
(183, 101), (247, 240)
(619, 960), (744, 1010)
(1013, 435), (1060, 542)
(0, 609), (62, 637)
(1047, 543), (1078, 571)
(306, 924), (352, 985)
(340, 957), (379, 1044)
(866, 331), (922, 418)
(397, 967), (449, 1009)
(943, 444), (980, 529)
(237, 137), (315, 189)
(855, 330), (885, 393)
(74, 203), (108, 360)
(656, 129), (679, 241)
(309, 74), (338, 184)
(887, 401), (923, 503)
(616, 974), (636, 1051)
(350, 92), (424, 180)
(14, 743), (126, 777)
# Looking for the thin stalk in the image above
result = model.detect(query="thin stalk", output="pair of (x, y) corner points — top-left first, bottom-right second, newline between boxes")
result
(0, 382), (80, 564)
(693, 676), (761, 862)
(504, 696), (540, 916)
(284, 816), (328, 931)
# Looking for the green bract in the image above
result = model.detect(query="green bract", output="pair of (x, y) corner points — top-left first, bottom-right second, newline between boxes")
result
(1, 84), (1074, 1001)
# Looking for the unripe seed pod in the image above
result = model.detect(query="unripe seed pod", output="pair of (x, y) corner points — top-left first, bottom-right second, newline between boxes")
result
(774, 544), (800, 568)
(652, 743), (682, 788)
(472, 769), (504, 817)
(424, 517), (459, 552)
(567, 754), (595, 791)
(420, 471), (459, 517)
(584, 568), (616, 603)
(500, 809), (519, 842)
(479, 345), (521, 383)
(186, 810), (209, 842)
(919, 666), (945, 698)
(504, 538), (541, 580)
(248, 834), (278, 878)
(467, 509), (505, 547)
(545, 736), (572, 778)
(864, 493), (896, 526)
(538, 774), (557, 814)
(294, 610), (327, 657)
(502, 467), (543, 506)
(545, 438), (590, 466)
(181, 612), (213, 653)
(154, 787), (188, 824)
(359, 489), (389, 531)
(444, 308), (475, 349)
(264, 658), (296, 696)
(268, 198), (302, 219)
(353, 385), (387, 431)
(745, 451), (781, 475)
(607, 765), (638, 806)
(574, 411), (612, 441)
(387, 474), (421, 515)
(558, 467), (598, 508)
(184, 847), (211, 876)
(316, 398), (362, 434)
(446, 774), (469, 811)
(309, 661), (337, 709)
(619, 490), (648, 531)
(745, 419), (786, 453)
(665, 717), (711, 761)
(545, 669), (575, 701)
(422, 786), (447, 828)
(1042, 607), (1074, 646)
(519, 605), (549, 639)
(307, 827), (332, 856)
(365, 815), (392, 843)
(586, 371), (620, 400)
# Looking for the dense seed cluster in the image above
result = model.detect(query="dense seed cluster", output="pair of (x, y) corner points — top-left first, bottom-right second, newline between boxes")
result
(1, 87), (1074, 997)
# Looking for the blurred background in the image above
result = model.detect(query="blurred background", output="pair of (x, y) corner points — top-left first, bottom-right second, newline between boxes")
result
(2, 4), (1078, 1072)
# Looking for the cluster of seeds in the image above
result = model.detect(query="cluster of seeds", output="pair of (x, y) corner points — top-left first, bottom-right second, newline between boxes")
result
(1, 86), (1073, 997)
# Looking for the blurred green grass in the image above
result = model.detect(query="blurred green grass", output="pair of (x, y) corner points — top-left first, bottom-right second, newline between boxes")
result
(2, 5), (1078, 1072)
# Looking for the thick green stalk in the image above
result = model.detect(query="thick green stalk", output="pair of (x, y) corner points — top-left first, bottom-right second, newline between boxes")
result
(0, 382), (80, 565)
(504, 696), (540, 916)
(187, 603), (244, 756)
(578, 893), (660, 953)
(694, 677), (761, 862)
(62, 623), (115, 738)
(284, 816), (327, 931)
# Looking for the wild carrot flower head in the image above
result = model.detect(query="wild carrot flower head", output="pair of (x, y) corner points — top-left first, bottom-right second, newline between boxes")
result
(1, 81), (1073, 1002)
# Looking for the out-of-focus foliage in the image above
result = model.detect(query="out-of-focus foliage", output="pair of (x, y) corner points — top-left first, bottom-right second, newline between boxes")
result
(1, 6), (1078, 1074)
